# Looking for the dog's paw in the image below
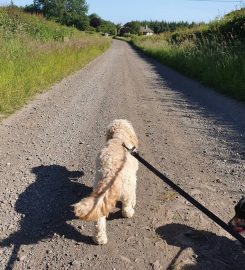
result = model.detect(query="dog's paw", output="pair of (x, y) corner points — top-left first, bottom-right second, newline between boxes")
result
(93, 235), (108, 245)
(122, 207), (135, 218)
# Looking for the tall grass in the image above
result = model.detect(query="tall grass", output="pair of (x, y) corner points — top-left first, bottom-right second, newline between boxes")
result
(0, 7), (111, 116)
(131, 8), (245, 101)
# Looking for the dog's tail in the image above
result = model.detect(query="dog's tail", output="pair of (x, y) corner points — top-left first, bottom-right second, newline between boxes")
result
(73, 157), (124, 221)
(73, 179), (119, 221)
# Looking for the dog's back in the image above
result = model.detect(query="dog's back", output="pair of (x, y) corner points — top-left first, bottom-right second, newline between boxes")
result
(73, 119), (138, 221)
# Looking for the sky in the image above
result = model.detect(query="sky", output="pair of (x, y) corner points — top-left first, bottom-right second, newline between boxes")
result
(0, 0), (244, 24)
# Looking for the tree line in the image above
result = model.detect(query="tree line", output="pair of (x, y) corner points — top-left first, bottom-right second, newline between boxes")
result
(119, 20), (200, 35)
(24, 0), (117, 34)
(22, 0), (200, 35)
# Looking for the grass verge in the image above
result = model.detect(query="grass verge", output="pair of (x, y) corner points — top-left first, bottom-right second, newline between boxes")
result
(130, 8), (245, 101)
(0, 7), (111, 116)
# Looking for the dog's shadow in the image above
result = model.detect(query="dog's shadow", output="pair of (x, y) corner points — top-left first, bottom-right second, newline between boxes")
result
(0, 165), (93, 270)
(156, 223), (245, 270)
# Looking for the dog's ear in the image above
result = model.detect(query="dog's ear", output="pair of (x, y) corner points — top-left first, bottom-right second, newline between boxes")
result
(106, 127), (115, 141)
(106, 120), (119, 141)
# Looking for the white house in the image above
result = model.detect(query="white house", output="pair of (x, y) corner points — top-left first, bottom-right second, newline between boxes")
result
(139, 25), (154, 36)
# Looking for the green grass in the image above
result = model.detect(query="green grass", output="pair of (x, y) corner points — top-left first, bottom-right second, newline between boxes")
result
(130, 8), (245, 101)
(0, 7), (111, 116)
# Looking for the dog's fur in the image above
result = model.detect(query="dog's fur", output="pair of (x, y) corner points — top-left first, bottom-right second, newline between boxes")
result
(229, 196), (245, 233)
(73, 119), (139, 244)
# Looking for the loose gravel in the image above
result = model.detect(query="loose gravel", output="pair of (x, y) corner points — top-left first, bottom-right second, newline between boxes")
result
(0, 40), (245, 270)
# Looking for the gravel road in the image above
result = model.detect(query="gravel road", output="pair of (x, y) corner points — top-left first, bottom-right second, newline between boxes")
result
(0, 40), (245, 270)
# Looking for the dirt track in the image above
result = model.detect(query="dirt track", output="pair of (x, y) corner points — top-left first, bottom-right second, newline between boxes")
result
(0, 40), (245, 270)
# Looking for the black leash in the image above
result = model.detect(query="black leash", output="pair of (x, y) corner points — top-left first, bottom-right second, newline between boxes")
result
(123, 144), (245, 246)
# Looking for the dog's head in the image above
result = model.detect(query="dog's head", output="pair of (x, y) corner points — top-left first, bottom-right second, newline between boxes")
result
(106, 119), (138, 148)
(229, 196), (245, 233)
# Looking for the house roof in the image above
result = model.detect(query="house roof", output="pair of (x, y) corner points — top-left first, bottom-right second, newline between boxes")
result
(139, 25), (154, 33)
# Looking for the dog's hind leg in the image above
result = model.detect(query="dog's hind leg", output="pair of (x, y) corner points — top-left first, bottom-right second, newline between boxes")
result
(122, 192), (136, 218)
(121, 175), (136, 218)
(93, 216), (108, 245)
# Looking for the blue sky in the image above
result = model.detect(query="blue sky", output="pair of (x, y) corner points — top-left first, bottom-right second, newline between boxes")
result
(0, 0), (244, 23)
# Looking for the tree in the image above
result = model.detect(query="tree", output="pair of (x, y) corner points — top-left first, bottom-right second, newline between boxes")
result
(33, 0), (89, 30)
(124, 21), (141, 35)
(24, 4), (40, 14)
(88, 14), (116, 35)
(89, 13), (102, 29)
(98, 20), (116, 35)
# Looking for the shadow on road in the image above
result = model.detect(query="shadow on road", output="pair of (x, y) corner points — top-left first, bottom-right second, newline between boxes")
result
(0, 165), (93, 270)
(156, 223), (245, 270)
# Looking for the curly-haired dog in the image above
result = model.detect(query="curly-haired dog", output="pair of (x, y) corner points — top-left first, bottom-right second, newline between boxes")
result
(73, 119), (139, 244)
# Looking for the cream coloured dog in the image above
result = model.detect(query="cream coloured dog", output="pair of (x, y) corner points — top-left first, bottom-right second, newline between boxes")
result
(73, 119), (139, 244)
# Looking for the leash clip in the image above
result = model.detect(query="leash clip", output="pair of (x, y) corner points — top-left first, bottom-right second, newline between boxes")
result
(122, 143), (138, 156)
